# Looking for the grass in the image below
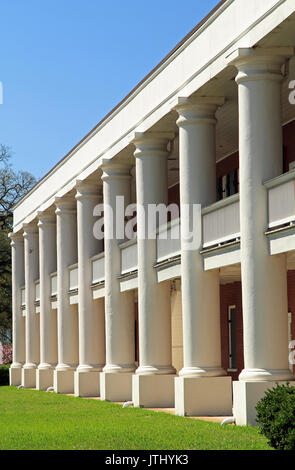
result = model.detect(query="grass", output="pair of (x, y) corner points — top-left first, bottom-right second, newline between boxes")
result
(0, 386), (271, 450)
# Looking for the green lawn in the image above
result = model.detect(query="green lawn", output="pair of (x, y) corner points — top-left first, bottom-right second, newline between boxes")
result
(0, 386), (271, 450)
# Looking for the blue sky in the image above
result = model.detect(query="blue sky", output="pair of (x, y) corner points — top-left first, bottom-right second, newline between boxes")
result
(0, 0), (219, 179)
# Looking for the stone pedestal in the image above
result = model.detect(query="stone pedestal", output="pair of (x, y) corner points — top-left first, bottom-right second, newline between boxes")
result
(100, 372), (133, 402)
(36, 368), (54, 391)
(22, 367), (36, 389)
(233, 380), (295, 426)
(74, 369), (100, 397)
(132, 374), (175, 408)
(175, 376), (232, 417)
(54, 369), (75, 394)
(9, 366), (22, 386)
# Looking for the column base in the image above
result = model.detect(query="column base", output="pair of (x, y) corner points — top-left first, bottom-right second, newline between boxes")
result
(22, 367), (37, 388)
(233, 380), (295, 426)
(175, 376), (233, 417)
(100, 372), (133, 402)
(36, 368), (54, 391)
(54, 369), (75, 394)
(9, 366), (22, 386)
(132, 374), (175, 408)
(74, 370), (100, 397)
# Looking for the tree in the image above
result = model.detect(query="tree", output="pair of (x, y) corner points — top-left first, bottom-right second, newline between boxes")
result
(0, 145), (37, 343)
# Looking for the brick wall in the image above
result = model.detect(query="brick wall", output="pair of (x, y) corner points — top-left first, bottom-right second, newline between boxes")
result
(220, 282), (244, 381)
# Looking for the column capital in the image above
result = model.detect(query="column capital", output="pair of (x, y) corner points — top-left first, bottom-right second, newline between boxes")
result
(100, 159), (132, 182)
(22, 222), (38, 238)
(75, 179), (101, 201)
(227, 47), (294, 84)
(175, 96), (224, 127)
(8, 231), (24, 246)
(54, 196), (76, 215)
(132, 132), (174, 158)
(37, 210), (56, 227)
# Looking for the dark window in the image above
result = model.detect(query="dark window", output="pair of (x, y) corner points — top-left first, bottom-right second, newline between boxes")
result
(228, 306), (237, 370)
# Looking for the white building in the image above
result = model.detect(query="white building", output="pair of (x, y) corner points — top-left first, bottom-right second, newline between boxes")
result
(9, 0), (295, 426)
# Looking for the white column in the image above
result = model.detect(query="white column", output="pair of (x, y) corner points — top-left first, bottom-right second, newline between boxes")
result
(132, 132), (176, 408)
(54, 196), (79, 393)
(229, 48), (295, 425)
(36, 211), (58, 390)
(100, 161), (135, 402)
(9, 232), (25, 386)
(174, 97), (232, 417)
(74, 180), (105, 397)
(22, 223), (40, 388)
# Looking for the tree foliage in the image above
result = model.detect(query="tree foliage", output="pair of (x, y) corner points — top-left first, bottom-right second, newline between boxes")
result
(0, 145), (37, 342)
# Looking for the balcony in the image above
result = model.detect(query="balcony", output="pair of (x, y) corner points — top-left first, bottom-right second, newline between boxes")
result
(265, 170), (295, 255)
(155, 218), (181, 282)
(202, 194), (240, 248)
(50, 272), (58, 310)
(69, 263), (78, 304)
(201, 194), (241, 270)
(21, 286), (26, 316)
(35, 280), (40, 313)
(91, 253), (105, 299)
(119, 239), (138, 292)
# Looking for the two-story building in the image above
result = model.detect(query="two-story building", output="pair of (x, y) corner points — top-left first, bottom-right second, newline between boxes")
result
(9, 0), (295, 425)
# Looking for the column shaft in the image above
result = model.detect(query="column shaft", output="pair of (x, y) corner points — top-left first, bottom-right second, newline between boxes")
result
(22, 223), (40, 388)
(134, 133), (175, 375)
(176, 97), (225, 377)
(9, 232), (25, 385)
(74, 181), (105, 397)
(100, 161), (135, 402)
(233, 50), (293, 382)
(36, 211), (57, 390)
(174, 98), (233, 417)
(54, 196), (78, 393)
(102, 163), (135, 372)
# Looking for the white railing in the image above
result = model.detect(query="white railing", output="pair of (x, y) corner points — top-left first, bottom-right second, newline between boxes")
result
(202, 194), (240, 248)
(69, 263), (78, 291)
(21, 287), (26, 307)
(265, 171), (295, 229)
(35, 280), (40, 302)
(50, 273), (57, 297)
(156, 218), (181, 263)
(120, 239), (138, 275)
(92, 253), (105, 284)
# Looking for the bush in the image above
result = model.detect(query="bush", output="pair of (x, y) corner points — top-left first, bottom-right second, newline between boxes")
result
(256, 383), (295, 450)
(0, 364), (10, 386)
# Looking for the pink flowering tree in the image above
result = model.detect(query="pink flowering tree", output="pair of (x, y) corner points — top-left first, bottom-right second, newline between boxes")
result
(1, 343), (12, 364)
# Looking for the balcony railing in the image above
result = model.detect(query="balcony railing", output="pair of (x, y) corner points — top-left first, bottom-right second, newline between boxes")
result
(92, 253), (105, 284)
(50, 272), (57, 297)
(120, 238), (138, 275)
(35, 280), (40, 303)
(69, 263), (78, 291)
(21, 287), (26, 307)
(265, 170), (295, 229)
(156, 218), (181, 263)
(202, 194), (240, 249)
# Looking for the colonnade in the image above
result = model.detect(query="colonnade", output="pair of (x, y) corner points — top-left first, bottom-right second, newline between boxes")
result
(9, 48), (295, 424)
